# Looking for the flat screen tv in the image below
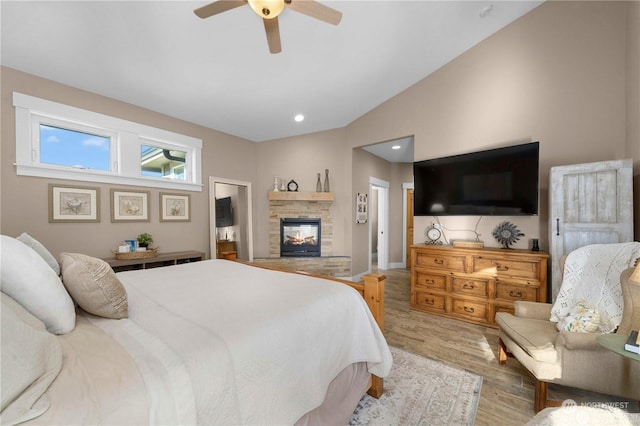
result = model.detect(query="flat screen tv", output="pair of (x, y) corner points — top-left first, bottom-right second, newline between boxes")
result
(215, 196), (233, 227)
(413, 142), (539, 216)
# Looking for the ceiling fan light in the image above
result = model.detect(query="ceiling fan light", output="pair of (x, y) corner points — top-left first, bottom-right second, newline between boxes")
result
(248, 0), (284, 19)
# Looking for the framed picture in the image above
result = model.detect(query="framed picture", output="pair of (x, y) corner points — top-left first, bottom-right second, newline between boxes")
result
(160, 192), (190, 222)
(49, 184), (100, 223)
(111, 189), (150, 222)
(356, 192), (368, 224)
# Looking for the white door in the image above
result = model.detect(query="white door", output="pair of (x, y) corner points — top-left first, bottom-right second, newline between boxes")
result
(369, 177), (389, 271)
(549, 159), (633, 301)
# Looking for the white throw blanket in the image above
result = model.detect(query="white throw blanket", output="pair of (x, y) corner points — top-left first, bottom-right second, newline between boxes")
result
(102, 260), (392, 425)
(550, 242), (640, 333)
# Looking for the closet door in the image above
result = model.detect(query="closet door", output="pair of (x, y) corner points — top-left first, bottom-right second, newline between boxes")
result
(549, 159), (633, 301)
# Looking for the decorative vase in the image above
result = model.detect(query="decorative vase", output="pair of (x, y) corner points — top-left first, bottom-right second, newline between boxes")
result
(273, 176), (280, 192)
(316, 173), (322, 192)
(323, 169), (330, 192)
(279, 178), (287, 192)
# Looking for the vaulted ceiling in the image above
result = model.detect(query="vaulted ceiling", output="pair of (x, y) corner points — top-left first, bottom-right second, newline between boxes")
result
(1, 1), (542, 144)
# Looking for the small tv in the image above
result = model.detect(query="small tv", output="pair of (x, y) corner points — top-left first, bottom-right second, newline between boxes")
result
(413, 142), (539, 216)
(215, 196), (233, 227)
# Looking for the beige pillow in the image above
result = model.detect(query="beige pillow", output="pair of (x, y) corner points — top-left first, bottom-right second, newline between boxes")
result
(1, 293), (63, 425)
(60, 253), (128, 319)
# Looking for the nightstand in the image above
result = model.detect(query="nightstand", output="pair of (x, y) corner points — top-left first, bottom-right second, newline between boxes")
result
(216, 240), (236, 259)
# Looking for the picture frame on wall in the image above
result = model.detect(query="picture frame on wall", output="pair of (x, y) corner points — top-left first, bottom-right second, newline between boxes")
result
(160, 192), (190, 222)
(111, 189), (150, 222)
(356, 192), (368, 224)
(49, 184), (100, 223)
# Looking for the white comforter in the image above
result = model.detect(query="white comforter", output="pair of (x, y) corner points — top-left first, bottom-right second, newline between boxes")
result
(94, 260), (392, 425)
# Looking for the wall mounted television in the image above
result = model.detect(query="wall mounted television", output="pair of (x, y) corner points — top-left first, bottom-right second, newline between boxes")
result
(413, 141), (539, 216)
(215, 196), (233, 227)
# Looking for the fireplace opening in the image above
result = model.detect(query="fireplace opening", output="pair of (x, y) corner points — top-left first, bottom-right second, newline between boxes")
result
(280, 218), (321, 257)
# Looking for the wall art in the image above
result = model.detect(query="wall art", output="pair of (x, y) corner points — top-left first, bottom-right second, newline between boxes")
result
(111, 189), (150, 222)
(49, 184), (100, 223)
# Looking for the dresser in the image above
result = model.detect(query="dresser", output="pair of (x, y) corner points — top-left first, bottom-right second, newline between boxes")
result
(410, 244), (549, 327)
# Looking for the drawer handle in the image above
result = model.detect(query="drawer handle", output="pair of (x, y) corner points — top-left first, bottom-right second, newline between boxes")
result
(425, 299), (435, 305)
(433, 259), (444, 265)
(463, 306), (475, 313)
(425, 279), (435, 285)
(463, 284), (475, 290)
(496, 263), (509, 272)
(509, 290), (523, 298)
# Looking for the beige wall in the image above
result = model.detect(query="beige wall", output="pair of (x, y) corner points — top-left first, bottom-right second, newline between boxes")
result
(1, 67), (257, 259)
(253, 128), (350, 257)
(628, 1), (640, 239)
(346, 1), (637, 263)
(1, 1), (638, 277)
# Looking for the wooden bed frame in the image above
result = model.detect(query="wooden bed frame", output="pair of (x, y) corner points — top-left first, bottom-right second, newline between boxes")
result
(224, 256), (386, 398)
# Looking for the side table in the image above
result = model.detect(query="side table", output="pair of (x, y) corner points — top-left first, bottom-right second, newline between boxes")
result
(596, 334), (640, 362)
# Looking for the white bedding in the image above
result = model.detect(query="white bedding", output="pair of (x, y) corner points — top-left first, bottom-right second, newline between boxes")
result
(95, 259), (392, 425)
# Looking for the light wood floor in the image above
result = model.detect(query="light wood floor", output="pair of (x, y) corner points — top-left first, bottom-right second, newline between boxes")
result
(378, 266), (639, 425)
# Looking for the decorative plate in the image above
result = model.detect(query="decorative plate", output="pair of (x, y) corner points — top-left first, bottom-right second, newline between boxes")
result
(492, 221), (524, 249)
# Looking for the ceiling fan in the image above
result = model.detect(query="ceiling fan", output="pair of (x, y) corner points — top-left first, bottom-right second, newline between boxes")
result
(194, 0), (342, 54)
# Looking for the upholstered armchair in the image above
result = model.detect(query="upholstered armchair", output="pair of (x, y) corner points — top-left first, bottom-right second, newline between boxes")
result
(496, 262), (640, 412)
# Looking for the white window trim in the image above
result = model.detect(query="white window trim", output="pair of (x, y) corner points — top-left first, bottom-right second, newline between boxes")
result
(13, 92), (203, 192)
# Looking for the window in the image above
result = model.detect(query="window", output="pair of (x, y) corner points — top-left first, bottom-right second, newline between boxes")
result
(14, 92), (202, 191)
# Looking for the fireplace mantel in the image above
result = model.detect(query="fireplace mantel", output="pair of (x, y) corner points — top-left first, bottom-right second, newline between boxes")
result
(268, 191), (334, 202)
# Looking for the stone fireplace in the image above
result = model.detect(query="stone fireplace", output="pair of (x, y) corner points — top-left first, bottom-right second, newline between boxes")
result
(255, 192), (350, 277)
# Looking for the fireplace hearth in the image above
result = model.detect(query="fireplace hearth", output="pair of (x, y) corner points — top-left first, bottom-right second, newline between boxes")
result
(280, 218), (321, 257)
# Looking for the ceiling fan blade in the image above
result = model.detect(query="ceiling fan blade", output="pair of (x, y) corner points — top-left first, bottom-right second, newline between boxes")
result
(263, 17), (282, 54)
(284, 0), (342, 25)
(194, 0), (246, 19)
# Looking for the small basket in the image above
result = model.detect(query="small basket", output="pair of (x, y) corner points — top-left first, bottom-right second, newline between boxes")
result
(452, 240), (484, 249)
(113, 247), (159, 260)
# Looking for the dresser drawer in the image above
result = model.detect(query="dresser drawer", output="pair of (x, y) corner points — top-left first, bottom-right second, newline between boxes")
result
(452, 277), (488, 297)
(414, 272), (446, 290)
(451, 297), (487, 321)
(473, 256), (539, 279)
(495, 282), (538, 302)
(412, 291), (446, 313)
(415, 252), (466, 272)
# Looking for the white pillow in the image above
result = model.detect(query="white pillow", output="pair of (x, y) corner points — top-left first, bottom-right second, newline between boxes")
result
(1, 293), (63, 425)
(0, 235), (75, 334)
(556, 301), (600, 333)
(16, 232), (60, 276)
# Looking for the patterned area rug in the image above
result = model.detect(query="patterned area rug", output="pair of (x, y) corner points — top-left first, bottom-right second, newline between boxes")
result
(350, 347), (482, 425)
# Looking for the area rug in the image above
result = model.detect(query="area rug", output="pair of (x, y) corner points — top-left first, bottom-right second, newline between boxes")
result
(349, 346), (482, 425)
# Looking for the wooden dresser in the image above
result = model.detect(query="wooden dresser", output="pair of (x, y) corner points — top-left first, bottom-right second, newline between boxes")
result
(216, 240), (237, 259)
(410, 244), (549, 328)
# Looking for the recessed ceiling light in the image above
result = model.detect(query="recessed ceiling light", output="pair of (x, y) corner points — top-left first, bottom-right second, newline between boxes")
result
(392, 145), (401, 150)
(294, 114), (304, 122)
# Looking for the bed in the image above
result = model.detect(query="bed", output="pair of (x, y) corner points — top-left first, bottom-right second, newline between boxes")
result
(1, 233), (392, 425)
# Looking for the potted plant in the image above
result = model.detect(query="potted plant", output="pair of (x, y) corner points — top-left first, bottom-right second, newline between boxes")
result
(136, 232), (153, 249)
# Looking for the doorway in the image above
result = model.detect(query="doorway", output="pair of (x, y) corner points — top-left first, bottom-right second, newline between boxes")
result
(209, 176), (253, 261)
(369, 177), (389, 271)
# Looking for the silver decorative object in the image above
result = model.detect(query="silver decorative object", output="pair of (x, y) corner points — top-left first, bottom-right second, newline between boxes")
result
(492, 221), (524, 249)
(323, 169), (330, 192)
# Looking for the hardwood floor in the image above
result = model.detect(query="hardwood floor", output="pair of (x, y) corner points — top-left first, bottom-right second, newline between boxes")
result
(379, 266), (639, 425)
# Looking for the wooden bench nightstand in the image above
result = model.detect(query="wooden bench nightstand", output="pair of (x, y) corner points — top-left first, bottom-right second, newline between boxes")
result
(104, 250), (205, 272)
